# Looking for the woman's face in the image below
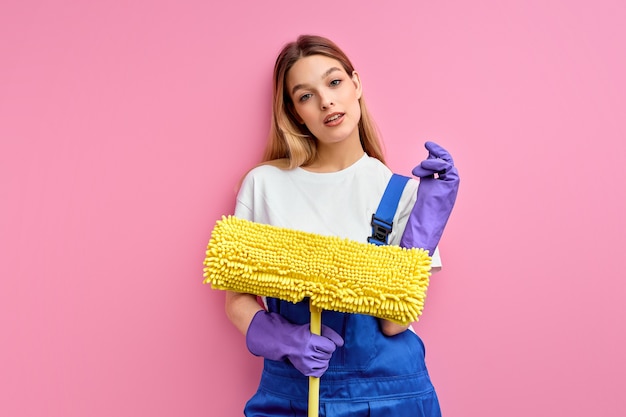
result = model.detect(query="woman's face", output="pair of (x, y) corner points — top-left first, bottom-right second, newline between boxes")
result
(286, 54), (362, 149)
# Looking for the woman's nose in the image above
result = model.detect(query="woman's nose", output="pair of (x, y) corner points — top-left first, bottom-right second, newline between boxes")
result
(319, 93), (334, 110)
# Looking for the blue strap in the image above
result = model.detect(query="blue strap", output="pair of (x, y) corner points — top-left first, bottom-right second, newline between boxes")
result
(368, 173), (410, 246)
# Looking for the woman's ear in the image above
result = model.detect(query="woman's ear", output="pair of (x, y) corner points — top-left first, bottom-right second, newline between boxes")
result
(351, 71), (363, 100)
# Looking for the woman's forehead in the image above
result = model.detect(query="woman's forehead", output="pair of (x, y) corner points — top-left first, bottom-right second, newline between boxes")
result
(286, 55), (347, 91)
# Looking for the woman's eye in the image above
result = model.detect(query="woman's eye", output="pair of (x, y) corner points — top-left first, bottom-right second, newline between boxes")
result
(330, 79), (341, 86)
(299, 93), (312, 102)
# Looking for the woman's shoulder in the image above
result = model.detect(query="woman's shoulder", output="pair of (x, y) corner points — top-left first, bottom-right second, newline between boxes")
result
(238, 158), (293, 190)
(259, 158), (291, 170)
(362, 156), (419, 192)
(359, 155), (397, 182)
(244, 158), (291, 177)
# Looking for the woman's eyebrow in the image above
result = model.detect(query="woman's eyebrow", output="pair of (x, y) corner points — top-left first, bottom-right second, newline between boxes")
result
(291, 67), (343, 95)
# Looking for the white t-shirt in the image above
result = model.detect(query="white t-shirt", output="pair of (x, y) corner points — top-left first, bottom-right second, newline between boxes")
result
(235, 153), (442, 267)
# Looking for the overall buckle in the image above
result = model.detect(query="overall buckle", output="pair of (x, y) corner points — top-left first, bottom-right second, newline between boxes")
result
(368, 214), (393, 246)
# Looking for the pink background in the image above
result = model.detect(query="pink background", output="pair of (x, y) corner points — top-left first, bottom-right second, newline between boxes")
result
(2, 0), (625, 415)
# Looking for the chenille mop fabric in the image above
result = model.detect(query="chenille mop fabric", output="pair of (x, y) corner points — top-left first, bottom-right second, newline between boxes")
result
(203, 215), (431, 325)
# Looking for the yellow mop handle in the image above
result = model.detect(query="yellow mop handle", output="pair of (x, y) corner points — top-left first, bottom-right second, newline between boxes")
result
(308, 302), (322, 417)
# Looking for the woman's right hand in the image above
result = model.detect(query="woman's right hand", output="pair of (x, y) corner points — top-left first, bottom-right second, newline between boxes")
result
(246, 310), (344, 377)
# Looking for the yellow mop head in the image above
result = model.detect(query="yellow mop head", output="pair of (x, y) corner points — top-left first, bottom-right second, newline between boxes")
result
(203, 216), (432, 324)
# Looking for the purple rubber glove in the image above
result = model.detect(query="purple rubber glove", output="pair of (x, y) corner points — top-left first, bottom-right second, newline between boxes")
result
(246, 310), (344, 377)
(400, 141), (459, 254)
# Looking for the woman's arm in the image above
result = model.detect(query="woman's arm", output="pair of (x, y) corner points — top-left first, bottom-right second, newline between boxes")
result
(224, 291), (263, 336)
(380, 320), (411, 336)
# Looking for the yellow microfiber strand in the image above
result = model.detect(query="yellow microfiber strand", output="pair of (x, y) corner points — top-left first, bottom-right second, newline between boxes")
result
(203, 216), (432, 325)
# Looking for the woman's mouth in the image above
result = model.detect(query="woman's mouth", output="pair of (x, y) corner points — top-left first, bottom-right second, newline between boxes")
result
(324, 113), (345, 126)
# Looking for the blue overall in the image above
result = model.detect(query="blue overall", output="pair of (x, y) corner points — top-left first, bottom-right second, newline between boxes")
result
(244, 175), (442, 417)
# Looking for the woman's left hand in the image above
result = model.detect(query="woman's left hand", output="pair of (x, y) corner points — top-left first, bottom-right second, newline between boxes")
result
(400, 141), (460, 254)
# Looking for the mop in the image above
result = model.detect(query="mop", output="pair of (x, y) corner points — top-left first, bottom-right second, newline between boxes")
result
(203, 215), (432, 417)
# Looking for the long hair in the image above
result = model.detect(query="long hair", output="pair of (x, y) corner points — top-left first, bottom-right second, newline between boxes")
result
(263, 35), (386, 168)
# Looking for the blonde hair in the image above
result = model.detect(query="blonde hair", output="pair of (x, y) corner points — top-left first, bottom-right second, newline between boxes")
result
(263, 35), (386, 168)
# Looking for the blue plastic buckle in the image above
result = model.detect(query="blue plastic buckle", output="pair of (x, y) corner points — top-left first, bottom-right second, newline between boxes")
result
(368, 214), (393, 246)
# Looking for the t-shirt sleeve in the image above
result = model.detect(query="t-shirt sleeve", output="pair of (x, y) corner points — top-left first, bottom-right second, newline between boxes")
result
(234, 171), (254, 221)
(430, 246), (442, 269)
(389, 177), (443, 269)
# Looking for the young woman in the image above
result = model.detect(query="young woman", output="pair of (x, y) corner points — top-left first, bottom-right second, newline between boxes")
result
(224, 34), (458, 417)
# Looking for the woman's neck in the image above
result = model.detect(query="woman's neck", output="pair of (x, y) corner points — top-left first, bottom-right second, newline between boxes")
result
(303, 142), (365, 173)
